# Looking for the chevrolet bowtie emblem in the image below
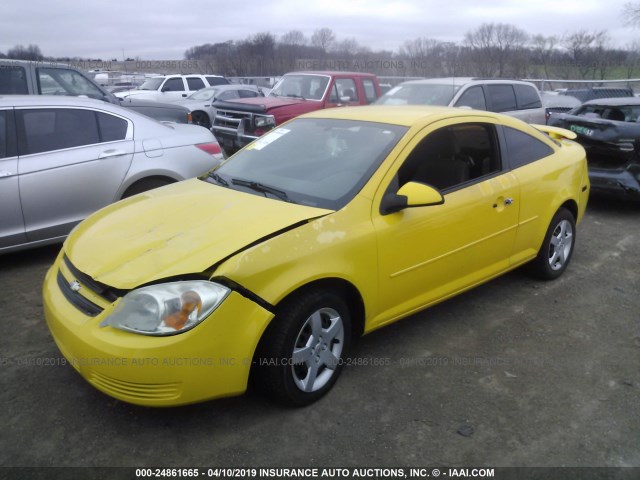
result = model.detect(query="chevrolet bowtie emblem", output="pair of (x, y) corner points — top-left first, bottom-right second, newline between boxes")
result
(69, 280), (81, 292)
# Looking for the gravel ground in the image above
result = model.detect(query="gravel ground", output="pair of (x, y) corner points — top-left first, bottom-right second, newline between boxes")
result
(0, 195), (638, 474)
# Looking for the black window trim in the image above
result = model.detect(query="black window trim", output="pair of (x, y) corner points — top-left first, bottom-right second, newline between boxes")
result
(15, 106), (133, 157)
(0, 108), (18, 159)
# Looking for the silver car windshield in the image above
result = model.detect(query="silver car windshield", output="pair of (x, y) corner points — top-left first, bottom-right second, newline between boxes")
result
(206, 118), (407, 210)
(189, 88), (218, 100)
(376, 84), (460, 106)
(269, 75), (330, 101)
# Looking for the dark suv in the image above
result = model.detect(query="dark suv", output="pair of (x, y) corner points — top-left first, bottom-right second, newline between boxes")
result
(0, 60), (190, 123)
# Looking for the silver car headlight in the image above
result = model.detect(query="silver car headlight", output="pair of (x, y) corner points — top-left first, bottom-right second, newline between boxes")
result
(100, 281), (230, 336)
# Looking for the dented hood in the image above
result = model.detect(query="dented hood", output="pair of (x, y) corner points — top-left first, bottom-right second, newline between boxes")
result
(65, 179), (331, 289)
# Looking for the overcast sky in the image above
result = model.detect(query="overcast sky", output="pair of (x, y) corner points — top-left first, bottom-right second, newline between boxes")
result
(2, 0), (637, 60)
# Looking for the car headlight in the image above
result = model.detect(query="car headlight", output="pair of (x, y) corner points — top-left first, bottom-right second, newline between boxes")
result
(254, 115), (275, 129)
(100, 281), (230, 336)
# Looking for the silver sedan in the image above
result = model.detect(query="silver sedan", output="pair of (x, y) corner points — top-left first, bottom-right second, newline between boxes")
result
(172, 85), (264, 128)
(0, 95), (223, 254)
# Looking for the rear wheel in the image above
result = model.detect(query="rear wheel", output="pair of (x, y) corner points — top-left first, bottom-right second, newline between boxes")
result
(122, 178), (173, 198)
(529, 208), (576, 280)
(254, 290), (351, 406)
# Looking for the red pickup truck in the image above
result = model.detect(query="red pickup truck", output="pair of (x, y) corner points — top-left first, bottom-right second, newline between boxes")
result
(211, 71), (382, 154)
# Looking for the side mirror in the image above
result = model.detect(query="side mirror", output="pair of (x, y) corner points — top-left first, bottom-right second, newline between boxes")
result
(380, 181), (444, 215)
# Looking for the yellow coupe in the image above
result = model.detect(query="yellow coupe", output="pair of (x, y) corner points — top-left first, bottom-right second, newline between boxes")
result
(43, 106), (589, 406)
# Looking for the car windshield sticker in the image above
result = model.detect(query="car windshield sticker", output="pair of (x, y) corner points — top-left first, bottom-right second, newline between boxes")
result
(248, 128), (291, 150)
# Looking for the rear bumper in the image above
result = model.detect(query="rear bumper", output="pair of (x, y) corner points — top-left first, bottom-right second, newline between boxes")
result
(589, 167), (640, 198)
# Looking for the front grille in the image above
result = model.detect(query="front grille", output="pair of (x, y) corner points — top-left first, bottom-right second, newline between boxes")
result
(57, 270), (103, 317)
(63, 255), (120, 301)
(213, 109), (251, 129)
(88, 370), (181, 401)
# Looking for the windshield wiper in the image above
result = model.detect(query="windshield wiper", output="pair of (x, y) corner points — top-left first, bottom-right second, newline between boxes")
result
(207, 172), (229, 186)
(231, 178), (291, 202)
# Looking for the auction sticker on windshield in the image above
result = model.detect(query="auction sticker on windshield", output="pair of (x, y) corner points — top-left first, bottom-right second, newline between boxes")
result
(569, 125), (594, 137)
(248, 128), (291, 151)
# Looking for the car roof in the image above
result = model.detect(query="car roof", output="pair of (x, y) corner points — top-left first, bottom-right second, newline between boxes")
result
(301, 104), (504, 127)
(0, 95), (158, 122)
(398, 77), (536, 87)
(285, 71), (378, 78)
(582, 97), (640, 106)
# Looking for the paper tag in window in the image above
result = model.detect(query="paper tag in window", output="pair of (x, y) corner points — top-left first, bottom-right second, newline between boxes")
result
(248, 128), (290, 151)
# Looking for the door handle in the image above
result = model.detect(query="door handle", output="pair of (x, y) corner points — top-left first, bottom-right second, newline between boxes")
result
(98, 149), (127, 159)
(504, 198), (514, 206)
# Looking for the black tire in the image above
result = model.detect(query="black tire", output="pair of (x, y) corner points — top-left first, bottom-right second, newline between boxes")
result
(122, 178), (172, 198)
(191, 111), (211, 129)
(528, 207), (576, 280)
(254, 290), (351, 407)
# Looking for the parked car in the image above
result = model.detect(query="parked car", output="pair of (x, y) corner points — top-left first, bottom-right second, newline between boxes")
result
(172, 84), (265, 128)
(375, 78), (546, 124)
(541, 91), (581, 124)
(548, 97), (640, 199)
(559, 87), (634, 103)
(0, 59), (191, 123)
(115, 74), (229, 102)
(210, 71), (382, 155)
(0, 95), (223, 254)
(43, 105), (589, 407)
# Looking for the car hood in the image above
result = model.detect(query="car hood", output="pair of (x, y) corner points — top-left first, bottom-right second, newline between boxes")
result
(65, 179), (332, 289)
(213, 96), (307, 114)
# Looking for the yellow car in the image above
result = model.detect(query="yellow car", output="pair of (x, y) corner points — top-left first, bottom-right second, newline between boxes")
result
(43, 106), (589, 407)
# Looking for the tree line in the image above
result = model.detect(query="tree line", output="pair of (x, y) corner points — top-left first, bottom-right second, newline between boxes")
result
(183, 25), (640, 80)
(3, 21), (640, 81)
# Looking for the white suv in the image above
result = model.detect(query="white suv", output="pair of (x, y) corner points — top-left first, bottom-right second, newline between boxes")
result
(376, 78), (545, 124)
(115, 74), (229, 101)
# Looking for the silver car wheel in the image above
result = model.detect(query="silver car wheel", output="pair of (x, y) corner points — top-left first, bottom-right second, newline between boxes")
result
(291, 307), (344, 393)
(548, 219), (573, 271)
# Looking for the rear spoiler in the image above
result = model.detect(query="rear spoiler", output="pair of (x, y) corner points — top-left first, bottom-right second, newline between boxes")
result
(532, 124), (577, 141)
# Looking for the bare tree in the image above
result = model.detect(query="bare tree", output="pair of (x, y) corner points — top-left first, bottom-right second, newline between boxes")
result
(311, 28), (336, 53)
(281, 30), (307, 46)
(7, 44), (44, 61)
(622, 1), (640, 27)
(562, 30), (609, 79)
(464, 23), (529, 77)
(530, 34), (559, 79)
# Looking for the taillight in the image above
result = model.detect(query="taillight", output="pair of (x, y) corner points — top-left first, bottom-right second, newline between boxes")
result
(196, 143), (222, 156)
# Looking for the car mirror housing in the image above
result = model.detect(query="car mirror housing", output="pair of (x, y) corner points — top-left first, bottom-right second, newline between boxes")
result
(380, 181), (444, 215)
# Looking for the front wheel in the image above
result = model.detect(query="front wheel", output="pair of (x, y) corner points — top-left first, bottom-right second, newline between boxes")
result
(529, 208), (576, 280)
(191, 111), (211, 128)
(254, 290), (351, 406)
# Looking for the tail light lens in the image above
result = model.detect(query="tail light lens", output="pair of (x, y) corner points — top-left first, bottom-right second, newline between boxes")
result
(196, 142), (223, 157)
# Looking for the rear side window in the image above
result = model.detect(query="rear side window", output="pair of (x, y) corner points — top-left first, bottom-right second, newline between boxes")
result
(0, 66), (28, 94)
(18, 108), (100, 155)
(97, 112), (128, 142)
(238, 89), (259, 98)
(514, 84), (542, 109)
(206, 76), (229, 86)
(186, 77), (205, 91)
(455, 86), (487, 110)
(487, 85), (517, 112)
(162, 78), (185, 92)
(362, 79), (377, 104)
(503, 126), (553, 169)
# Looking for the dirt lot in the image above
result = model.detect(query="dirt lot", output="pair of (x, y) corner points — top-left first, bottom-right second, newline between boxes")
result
(0, 195), (638, 474)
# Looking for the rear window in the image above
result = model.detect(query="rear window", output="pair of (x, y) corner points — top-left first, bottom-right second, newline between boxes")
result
(514, 84), (542, 109)
(97, 112), (128, 142)
(504, 126), (553, 169)
(0, 65), (28, 94)
(362, 79), (377, 104)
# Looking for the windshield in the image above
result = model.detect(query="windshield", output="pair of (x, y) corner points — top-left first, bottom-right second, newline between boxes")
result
(269, 74), (330, 101)
(189, 87), (219, 100)
(139, 78), (164, 90)
(204, 118), (407, 210)
(376, 83), (460, 106)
